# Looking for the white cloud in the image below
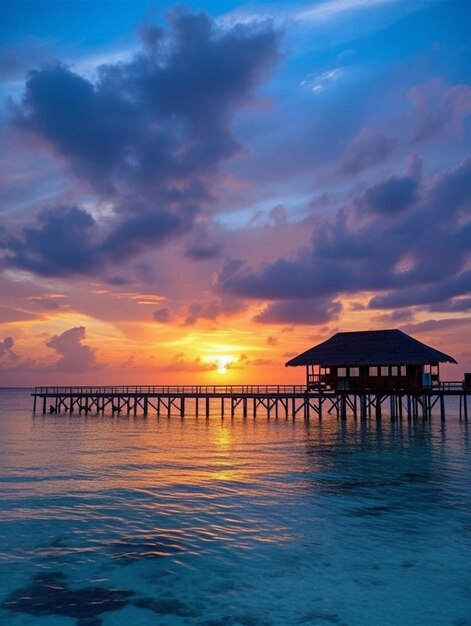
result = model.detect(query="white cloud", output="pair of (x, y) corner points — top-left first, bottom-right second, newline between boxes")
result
(300, 67), (342, 92)
(296, 0), (402, 23)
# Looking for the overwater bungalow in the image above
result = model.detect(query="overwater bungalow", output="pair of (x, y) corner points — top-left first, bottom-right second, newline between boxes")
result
(285, 329), (457, 392)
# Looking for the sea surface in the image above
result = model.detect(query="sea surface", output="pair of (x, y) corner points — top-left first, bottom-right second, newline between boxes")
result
(0, 388), (470, 626)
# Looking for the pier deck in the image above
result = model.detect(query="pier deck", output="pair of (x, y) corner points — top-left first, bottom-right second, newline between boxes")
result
(32, 383), (469, 420)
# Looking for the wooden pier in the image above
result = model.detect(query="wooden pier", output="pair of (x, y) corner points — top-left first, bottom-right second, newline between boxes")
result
(32, 383), (469, 421)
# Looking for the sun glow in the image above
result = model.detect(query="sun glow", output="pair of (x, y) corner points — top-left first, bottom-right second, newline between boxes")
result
(215, 355), (233, 374)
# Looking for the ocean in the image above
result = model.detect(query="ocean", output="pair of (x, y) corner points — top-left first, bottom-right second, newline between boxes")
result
(0, 388), (470, 626)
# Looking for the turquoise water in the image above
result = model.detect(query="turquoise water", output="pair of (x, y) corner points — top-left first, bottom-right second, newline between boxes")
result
(1, 388), (470, 626)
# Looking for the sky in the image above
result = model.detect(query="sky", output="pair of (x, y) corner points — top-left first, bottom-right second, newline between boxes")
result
(0, 0), (470, 386)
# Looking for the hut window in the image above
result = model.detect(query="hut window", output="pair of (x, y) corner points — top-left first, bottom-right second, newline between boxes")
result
(337, 367), (347, 377)
(350, 367), (360, 377)
(391, 366), (398, 376)
(400, 365), (407, 376)
(369, 366), (378, 376)
(380, 366), (389, 376)
(321, 367), (330, 375)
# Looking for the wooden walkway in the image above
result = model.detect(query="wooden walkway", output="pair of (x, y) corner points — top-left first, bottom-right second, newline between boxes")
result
(32, 384), (470, 420)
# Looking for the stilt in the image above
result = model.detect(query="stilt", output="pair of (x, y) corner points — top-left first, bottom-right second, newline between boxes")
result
(340, 395), (347, 421)
(30, 384), (462, 423)
(390, 395), (396, 421)
(375, 395), (382, 420)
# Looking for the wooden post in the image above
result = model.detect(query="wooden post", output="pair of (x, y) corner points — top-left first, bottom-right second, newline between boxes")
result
(360, 394), (366, 420)
(375, 395), (382, 420)
(340, 395), (347, 421)
(390, 395), (396, 421)
(206, 397), (210, 418)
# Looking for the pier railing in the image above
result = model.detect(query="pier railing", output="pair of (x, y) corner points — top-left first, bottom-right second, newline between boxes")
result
(33, 385), (308, 395)
(33, 381), (466, 395)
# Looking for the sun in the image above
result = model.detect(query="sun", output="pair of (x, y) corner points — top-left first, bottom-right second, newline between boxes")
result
(216, 355), (232, 374)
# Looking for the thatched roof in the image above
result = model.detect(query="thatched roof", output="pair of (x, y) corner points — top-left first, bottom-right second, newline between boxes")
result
(285, 329), (457, 367)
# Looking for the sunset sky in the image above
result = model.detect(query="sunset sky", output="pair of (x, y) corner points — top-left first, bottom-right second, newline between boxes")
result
(1, 0), (470, 386)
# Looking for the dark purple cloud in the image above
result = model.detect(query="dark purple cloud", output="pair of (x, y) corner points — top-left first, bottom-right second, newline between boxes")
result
(255, 298), (342, 325)
(153, 307), (171, 323)
(401, 318), (471, 334)
(337, 128), (396, 176)
(46, 326), (98, 373)
(4, 9), (280, 277)
(410, 82), (471, 143)
(359, 175), (420, 214)
(369, 271), (471, 310)
(218, 156), (471, 319)
(0, 337), (17, 361)
(183, 297), (245, 326)
(1, 206), (101, 276)
(184, 226), (222, 260)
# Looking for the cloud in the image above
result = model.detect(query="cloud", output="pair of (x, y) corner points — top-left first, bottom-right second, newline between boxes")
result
(255, 298), (342, 325)
(337, 128), (396, 176)
(218, 156), (471, 315)
(153, 307), (171, 323)
(4, 8), (281, 277)
(184, 226), (222, 260)
(301, 68), (342, 93)
(359, 174), (420, 214)
(409, 81), (471, 143)
(165, 352), (218, 372)
(1, 206), (101, 277)
(45, 326), (99, 373)
(27, 294), (68, 310)
(0, 38), (55, 81)
(369, 271), (471, 310)
(183, 296), (245, 326)
(296, 0), (400, 23)
(400, 318), (471, 335)
(0, 337), (17, 361)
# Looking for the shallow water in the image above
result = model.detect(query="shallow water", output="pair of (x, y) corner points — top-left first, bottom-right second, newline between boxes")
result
(1, 388), (470, 626)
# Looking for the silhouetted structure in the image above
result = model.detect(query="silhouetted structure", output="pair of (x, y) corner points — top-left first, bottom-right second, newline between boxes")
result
(32, 331), (469, 420)
(285, 329), (457, 392)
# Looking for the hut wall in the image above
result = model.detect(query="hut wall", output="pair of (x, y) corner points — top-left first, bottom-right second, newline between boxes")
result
(309, 364), (426, 392)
